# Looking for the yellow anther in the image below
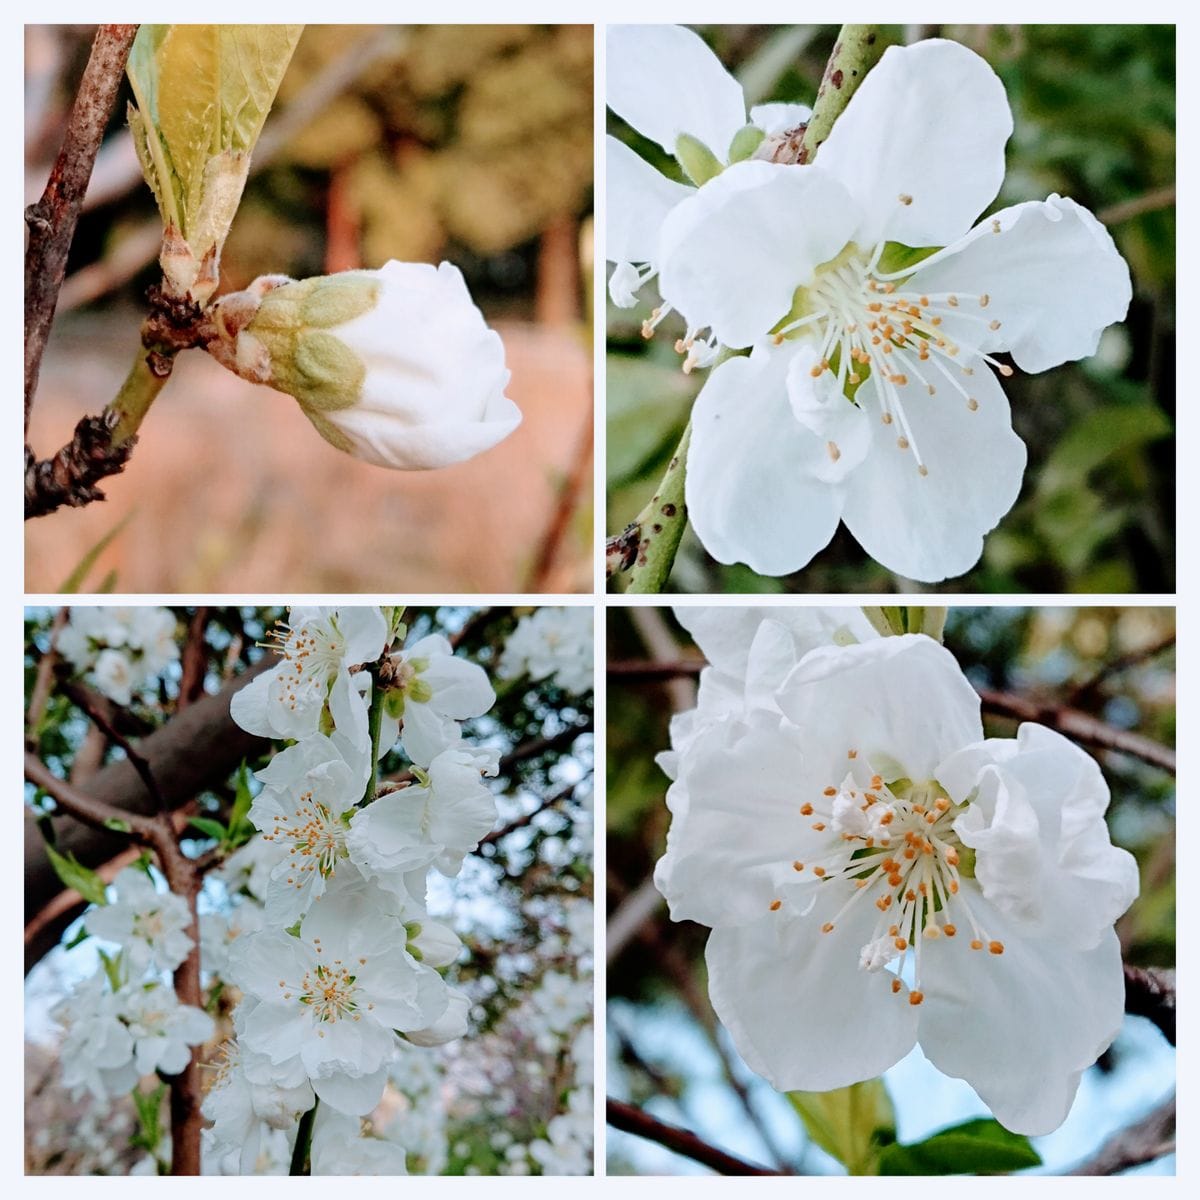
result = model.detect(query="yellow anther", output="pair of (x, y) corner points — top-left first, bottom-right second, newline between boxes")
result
(918, 465), (929, 477)
(970, 938), (983, 950)
(897, 437), (909, 450)
(848, 750), (858, 759)
(821, 922), (835, 933)
(909, 990), (924, 1006)
(894, 937), (908, 951)
(813, 866), (826, 877)
(979, 293), (991, 307)
(793, 861), (804, 872)
(989, 319), (1001, 330)
(812, 822), (826, 832)
(898, 193), (913, 205)
(967, 398), (979, 412)
(822, 787), (837, 797)
(769, 899), (782, 912)
(882, 413), (894, 425)
(943, 924), (957, 937)
(989, 940), (1005, 955)
(801, 802), (814, 815)
(892, 978), (903, 994)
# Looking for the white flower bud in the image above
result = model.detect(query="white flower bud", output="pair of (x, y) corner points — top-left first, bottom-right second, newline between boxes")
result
(208, 261), (521, 470)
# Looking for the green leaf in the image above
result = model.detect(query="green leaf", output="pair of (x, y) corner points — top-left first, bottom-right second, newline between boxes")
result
(187, 815), (227, 842)
(44, 843), (110, 907)
(788, 1079), (896, 1175)
(225, 761), (256, 849)
(103, 817), (132, 833)
(64, 925), (90, 950)
(130, 1082), (167, 1155)
(57, 513), (133, 593)
(878, 1118), (1042, 1175)
(127, 24), (302, 240)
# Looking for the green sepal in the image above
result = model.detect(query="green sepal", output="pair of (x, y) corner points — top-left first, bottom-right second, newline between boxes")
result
(674, 132), (723, 186)
(727, 123), (766, 163)
(788, 1078), (896, 1175)
(64, 925), (90, 950)
(876, 241), (941, 276)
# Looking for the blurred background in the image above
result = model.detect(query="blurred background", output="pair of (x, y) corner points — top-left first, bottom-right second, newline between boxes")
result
(25, 26), (594, 593)
(606, 606), (1175, 1174)
(26, 605), (594, 1174)
(607, 25), (1175, 593)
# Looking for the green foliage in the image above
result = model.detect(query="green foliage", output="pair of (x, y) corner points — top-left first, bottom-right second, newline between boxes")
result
(878, 1118), (1041, 1175)
(187, 815), (228, 842)
(44, 843), (109, 907)
(788, 1079), (896, 1175)
(129, 1082), (168, 1164)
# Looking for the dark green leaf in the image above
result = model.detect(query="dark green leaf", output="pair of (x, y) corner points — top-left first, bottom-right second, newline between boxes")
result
(878, 1118), (1042, 1175)
(188, 815), (227, 842)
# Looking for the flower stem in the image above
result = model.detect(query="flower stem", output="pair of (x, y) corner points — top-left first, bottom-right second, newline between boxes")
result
(799, 25), (887, 164)
(107, 347), (172, 446)
(289, 1100), (318, 1176)
(625, 421), (691, 593)
(363, 667), (385, 805)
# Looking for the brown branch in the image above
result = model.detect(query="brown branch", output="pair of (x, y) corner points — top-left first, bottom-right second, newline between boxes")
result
(449, 607), (495, 651)
(526, 409), (594, 592)
(1124, 964), (1175, 1045)
(480, 779), (579, 846)
(24, 412), (136, 518)
(25, 24), (138, 437)
(66, 684), (166, 812)
(178, 608), (211, 709)
(1071, 1094), (1175, 1175)
(977, 688), (1175, 774)
(1067, 632), (1176, 706)
(1097, 185), (1176, 227)
(25, 607), (69, 747)
(608, 659), (703, 682)
(607, 1098), (781, 1175)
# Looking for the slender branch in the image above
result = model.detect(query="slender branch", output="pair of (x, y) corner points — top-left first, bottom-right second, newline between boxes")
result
(1124, 964), (1175, 1045)
(25, 751), (160, 842)
(480, 779), (580, 846)
(799, 25), (886, 162)
(25, 24), (138, 437)
(66, 683), (166, 811)
(977, 688), (1175, 774)
(1071, 1094), (1175, 1175)
(178, 608), (212, 709)
(1067, 632), (1175, 706)
(607, 1098), (781, 1175)
(527, 410), (593, 591)
(608, 659), (703, 682)
(624, 423), (692, 594)
(1097, 184), (1176, 227)
(25, 607), (69, 747)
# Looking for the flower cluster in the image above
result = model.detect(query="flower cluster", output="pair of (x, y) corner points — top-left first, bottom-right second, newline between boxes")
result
(608, 27), (1132, 581)
(499, 607), (595, 695)
(52, 867), (214, 1107)
(55, 607), (180, 705)
(655, 609), (1139, 1135)
(201, 606), (501, 1173)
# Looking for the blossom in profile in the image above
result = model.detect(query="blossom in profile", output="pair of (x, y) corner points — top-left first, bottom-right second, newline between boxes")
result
(208, 261), (521, 470)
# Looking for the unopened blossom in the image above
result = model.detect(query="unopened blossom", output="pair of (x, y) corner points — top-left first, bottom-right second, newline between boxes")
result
(230, 606), (387, 745)
(658, 632), (1139, 1134)
(499, 608), (594, 695)
(228, 874), (449, 1115)
(377, 634), (496, 767)
(644, 37), (1131, 581)
(208, 261), (521, 470)
(87, 867), (194, 973)
(607, 22), (811, 343)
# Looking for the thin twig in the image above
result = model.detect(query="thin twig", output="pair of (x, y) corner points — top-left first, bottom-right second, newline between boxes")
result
(480, 779), (580, 845)
(1124, 964), (1175, 1045)
(1097, 185), (1176, 227)
(25, 607), (69, 748)
(25, 24), (138, 437)
(526, 409), (594, 591)
(178, 608), (211, 708)
(66, 685), (166, 812)
(25, 750), (160, 842)
(607, 1098), (781, 1175)
(1067, 632), (1175, 706)
(977, 688), (1175, 774)
(1071, 1094), (1175, 1175)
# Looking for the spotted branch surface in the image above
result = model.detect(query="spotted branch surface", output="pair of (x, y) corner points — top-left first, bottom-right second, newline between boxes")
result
(25, 24), (139, 437)
(607, 1097), (782, 1175)
(623, 423), (692, 593)
(799, 25), (886, 163)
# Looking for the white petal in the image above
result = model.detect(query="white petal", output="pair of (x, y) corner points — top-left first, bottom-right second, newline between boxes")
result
(706, 899), (919, 1091)
(749, 102), (812, 136)
(606, 135), (693, 265)
(839, 358), (1026, 582)
(311, 1064), (391, 1116)
(337, 607), (389, 665)
(658, 162), (859, 347)
(918, 899), (1125, 1135)
(654, 719), (821, 927)
(685, 348), (843, 575)
(910, 196), (1132, 373)
(818, 39), (1012, 247)
(786, 351), (872, 482)
(776, 636), (983, 785)
(607, 24), (747, 158)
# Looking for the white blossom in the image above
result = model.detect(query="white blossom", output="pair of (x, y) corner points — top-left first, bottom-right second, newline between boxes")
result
(87, 867), (194, 973)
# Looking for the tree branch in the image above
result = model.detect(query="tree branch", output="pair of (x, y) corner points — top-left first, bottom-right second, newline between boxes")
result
(607, 1098), (781, 1175)
(25, 24), (138, 437)
(799, 25), (886, 162)
(1124, 964), (1175, 1045)
(977, 688), (1175, 774)
(1071, 1094), (1175, 1175)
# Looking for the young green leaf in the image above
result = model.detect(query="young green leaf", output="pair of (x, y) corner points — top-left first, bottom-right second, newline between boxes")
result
(187, 815), (228, 842)
(788, 1078), (896, 1175)
(877, 1117), (1042, 1175)
(44, 843), (110, 908)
